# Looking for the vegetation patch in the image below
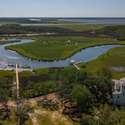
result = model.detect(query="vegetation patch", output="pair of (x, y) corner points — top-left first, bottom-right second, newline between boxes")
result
(6, 36), (125, 61)
(56, 24), (106, 31)
(96, 25), (125, 40)
(83, 46), (125, 79)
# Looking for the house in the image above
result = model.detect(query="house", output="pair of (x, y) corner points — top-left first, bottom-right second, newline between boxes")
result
(112, 78), (125, 106)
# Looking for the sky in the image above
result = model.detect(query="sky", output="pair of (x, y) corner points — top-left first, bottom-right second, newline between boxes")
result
(0, 0), (124, 17)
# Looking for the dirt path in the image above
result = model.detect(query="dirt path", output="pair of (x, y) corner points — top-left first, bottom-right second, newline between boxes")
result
(33, 108), (73, 125)
(0, 92), (74, 125)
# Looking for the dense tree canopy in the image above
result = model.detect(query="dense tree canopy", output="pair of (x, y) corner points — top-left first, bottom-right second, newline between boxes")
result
(71, 85), (92, 112)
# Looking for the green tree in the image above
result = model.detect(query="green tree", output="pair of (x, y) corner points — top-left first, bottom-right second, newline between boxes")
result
(0, 77), (12, 102)
(84, 69), (112, 105)
(71, 85), (92, 112)
(92, 105), (114, 125)
(81, 105), (120, 125)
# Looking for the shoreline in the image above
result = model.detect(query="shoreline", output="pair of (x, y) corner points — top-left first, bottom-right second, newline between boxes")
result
(6, 43), (125, 62)
(0, 39), (21, 45)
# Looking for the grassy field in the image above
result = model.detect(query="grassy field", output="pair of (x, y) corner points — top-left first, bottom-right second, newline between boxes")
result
(0, 120), (16, 125)
(6, 36), (125, 61)
(82, 46), (125, 79)
(0, 70), (14, 77)
(56, 24), (106, 31)
(0, 70), (34, 78)
(96, 25), (125, 40)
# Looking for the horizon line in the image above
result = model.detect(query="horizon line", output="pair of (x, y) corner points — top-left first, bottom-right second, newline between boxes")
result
(0, 17), (125, 18)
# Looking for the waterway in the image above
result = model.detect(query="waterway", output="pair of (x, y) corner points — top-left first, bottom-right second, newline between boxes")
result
(0, 39), (120, 70)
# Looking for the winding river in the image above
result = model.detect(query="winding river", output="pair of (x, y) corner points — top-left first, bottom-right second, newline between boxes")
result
(0, 39), (120, 70)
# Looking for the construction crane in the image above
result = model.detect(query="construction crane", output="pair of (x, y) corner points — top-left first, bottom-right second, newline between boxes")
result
(15, 64), (21, 125)
(16, 64), (20, 99)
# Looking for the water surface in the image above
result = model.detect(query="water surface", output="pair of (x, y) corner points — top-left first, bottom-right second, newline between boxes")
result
(0, 39), (120, 69)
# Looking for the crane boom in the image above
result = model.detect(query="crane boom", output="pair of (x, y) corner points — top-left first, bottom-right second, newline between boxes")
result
(16, 64), (19, 99)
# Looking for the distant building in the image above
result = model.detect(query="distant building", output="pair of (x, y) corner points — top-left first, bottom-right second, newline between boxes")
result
(112, 78), (125, 106)
(29, 18), (41, 22)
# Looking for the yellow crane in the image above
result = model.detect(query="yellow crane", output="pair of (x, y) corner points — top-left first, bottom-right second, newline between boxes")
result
(15, 64), (20, 125)
(16, 64), (20, 99)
